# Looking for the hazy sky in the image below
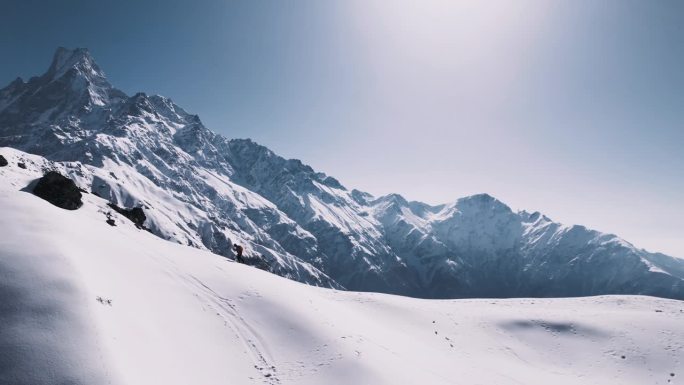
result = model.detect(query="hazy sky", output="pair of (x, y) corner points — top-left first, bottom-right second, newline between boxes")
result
(1, 0), (682, 257)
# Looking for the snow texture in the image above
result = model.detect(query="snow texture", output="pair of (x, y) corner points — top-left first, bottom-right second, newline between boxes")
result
(0, 159), (682, 385)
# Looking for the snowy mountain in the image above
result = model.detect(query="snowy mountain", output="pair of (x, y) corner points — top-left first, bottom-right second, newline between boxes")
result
(1, 47), (683, 299)
(1, 161), (682, 385)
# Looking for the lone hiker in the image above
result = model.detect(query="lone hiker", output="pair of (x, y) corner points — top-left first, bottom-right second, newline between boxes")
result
(232, 243), (245, 263)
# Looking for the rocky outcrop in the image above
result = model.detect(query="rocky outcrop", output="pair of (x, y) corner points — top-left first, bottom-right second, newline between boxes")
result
(107, 203), (147, 229)
(32, 171), (83, 210)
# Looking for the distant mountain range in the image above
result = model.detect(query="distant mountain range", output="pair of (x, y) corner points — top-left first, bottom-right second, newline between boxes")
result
(1, 47), (683, 299)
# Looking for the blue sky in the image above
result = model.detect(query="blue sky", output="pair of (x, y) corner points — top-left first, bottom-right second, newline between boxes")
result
(1, 0), (682, 257)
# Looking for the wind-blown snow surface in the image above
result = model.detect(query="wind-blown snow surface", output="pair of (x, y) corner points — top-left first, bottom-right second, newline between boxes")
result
(1, 151), (683, 385)
(1, 47), (684, 299)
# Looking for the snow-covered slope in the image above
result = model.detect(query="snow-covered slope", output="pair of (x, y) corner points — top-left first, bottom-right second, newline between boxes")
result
(1, 158), (682, 385)
(1, 47), (683, 299)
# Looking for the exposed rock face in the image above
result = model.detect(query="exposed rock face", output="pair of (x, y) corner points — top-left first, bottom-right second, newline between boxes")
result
(107, 203), (147, 229)
(0, 155), (7, 167)
(32, 171), (83, 210)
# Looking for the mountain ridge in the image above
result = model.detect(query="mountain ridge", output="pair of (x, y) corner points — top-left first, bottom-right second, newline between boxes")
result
(1, 47), (683, 299)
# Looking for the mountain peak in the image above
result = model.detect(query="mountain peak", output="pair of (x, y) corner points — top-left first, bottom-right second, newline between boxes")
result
(378, 193), (409, 206)
(455, 193), (512, 214)
(46, 47), (106, 83)
(50, 47), (92, 68)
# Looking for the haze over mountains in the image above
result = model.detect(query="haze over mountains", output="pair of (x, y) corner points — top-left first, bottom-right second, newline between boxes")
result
(1, 47), (683, 299)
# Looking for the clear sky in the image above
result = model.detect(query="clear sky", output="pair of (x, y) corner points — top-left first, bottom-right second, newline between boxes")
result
(1, 0), (682, 257)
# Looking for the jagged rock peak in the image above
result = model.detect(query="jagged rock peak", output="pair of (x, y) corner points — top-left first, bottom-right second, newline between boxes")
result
(45, 47), (108, 84)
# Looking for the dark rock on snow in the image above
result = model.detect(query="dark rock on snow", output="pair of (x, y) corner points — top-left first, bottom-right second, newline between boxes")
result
(0, 155), (7, 167)
(107, 203), (147, 229)
(32, 171), (83, 210)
